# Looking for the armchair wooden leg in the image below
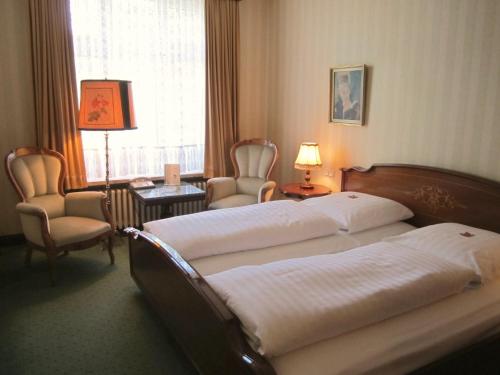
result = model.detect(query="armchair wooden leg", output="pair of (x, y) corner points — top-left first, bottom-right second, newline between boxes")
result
(107, 236), (115, 265)
(46, 250), (57, 286)
(25, 248), (33, 267)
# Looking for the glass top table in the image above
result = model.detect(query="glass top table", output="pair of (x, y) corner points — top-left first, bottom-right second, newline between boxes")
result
(129, 182), (206, 220)
(130, 182), (206, 205)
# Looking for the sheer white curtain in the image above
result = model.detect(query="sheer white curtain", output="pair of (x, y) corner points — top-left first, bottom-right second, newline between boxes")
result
(70, 0), (205, 181)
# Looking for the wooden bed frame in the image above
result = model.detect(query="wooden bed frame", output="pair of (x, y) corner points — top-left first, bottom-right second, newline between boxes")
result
(126, 164), (500, 375)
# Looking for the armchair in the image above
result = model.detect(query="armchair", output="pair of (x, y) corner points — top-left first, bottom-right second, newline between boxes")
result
(5, 147), (114, 285)
(206, 139), (279, 209)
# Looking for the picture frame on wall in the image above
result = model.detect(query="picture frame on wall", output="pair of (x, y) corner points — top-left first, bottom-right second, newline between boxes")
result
(330, 65), (366, 125)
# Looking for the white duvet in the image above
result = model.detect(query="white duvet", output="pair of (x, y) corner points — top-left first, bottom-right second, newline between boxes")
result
(143, 200), (339, 260)
(207, 241), (479, 357)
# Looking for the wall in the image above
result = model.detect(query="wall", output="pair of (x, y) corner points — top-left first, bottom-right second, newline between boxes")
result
(238, 0), (273, 140)
(0, 0), (36, 236)
(240, 0), (500, 190)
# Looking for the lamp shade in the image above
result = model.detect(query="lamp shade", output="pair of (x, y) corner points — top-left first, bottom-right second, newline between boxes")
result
(294, 142), (322, 170)
(78, 80), (136, 131)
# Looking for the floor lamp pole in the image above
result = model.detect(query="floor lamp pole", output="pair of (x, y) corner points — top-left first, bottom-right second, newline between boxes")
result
(104, 130), (111, 209)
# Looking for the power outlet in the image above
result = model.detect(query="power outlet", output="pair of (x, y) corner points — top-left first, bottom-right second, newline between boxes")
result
(324, 170), (335, 178)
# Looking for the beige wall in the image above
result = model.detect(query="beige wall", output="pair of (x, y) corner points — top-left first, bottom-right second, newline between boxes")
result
(240, 0), (500, 191)
(0, 0), (36, 236)
(239, 0), (273, 140)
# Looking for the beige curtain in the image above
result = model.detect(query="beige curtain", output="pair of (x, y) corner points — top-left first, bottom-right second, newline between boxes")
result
(29, 0), (87, 189)
(204, 0), (240, 178)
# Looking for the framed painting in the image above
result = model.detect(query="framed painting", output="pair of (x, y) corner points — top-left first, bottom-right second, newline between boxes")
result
(330, 65), (366, 125)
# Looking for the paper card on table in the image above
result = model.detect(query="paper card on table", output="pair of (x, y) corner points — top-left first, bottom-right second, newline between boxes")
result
(164, 164), (180, 185)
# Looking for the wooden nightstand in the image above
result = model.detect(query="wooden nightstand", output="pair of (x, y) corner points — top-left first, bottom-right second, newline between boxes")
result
(279, 183), (331, 200)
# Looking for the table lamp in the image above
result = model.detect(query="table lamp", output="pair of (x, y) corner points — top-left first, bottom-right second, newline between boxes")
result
(78, 79), (137, 206)
(294, 142), (322, 189)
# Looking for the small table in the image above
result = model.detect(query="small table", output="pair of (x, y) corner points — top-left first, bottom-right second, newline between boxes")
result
(279, 183), (331, 200)
(130, 182), (206, 223)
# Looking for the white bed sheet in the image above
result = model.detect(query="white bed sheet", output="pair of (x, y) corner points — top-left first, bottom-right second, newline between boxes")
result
(191, 222), (415, 276)
(271, 278), (500, 375)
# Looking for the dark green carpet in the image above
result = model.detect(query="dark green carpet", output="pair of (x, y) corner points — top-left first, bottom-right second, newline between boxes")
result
(0, 237), (197, 375)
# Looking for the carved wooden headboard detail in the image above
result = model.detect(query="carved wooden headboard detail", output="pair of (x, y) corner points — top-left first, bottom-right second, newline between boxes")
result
(341, 164), (500, 233)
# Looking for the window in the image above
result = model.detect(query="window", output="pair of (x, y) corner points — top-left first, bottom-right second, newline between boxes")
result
(70, 0), (205, 181)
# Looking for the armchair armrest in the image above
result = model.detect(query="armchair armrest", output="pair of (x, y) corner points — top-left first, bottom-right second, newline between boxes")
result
(206, 177), (237, 205)
(258, 180), (276, 203)
(65, 191), (111, 223)
(16, 202), (52, 247)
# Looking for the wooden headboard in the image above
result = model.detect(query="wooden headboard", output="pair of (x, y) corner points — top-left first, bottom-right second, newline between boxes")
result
(341, 164), (500, 233)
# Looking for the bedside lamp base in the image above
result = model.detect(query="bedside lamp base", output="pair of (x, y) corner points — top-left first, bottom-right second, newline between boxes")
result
(301, 170), (314, 189)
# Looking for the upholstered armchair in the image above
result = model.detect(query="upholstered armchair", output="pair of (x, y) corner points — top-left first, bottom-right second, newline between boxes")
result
(5, 147), (114, 285)
(206, 139), (279, 209)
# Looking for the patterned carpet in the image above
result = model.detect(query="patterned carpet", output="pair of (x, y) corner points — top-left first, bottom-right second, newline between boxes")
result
(0, 237), (197, 375)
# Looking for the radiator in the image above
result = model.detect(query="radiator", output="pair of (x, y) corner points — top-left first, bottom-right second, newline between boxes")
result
(108, 180), (207, 230)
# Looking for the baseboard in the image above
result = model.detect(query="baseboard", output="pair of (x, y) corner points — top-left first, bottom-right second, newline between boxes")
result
(0, 234), (25, 247)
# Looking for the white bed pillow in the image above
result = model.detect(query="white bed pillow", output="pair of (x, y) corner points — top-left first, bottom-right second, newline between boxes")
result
(301, 191), (414, 233)
(385, 223), (500, 282)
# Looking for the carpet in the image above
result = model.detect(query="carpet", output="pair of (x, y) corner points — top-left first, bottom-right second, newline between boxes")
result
(0, 236), (197, 375)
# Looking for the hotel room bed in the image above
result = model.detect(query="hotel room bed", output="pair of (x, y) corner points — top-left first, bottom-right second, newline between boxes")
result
(126, 164), (500, 375)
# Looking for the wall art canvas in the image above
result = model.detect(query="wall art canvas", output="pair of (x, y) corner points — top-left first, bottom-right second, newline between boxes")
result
(330, 65), (366, 125)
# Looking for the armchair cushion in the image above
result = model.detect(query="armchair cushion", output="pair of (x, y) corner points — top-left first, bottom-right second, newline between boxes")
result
(65, 191), (107, 222)
(235, 144), (276, 179)
(208, 194), (258, 210)
(10, 154), (62, 198)
(236, 177), (267, 196)
(50, 217), (112, 247)
(27, 194), (65, 219)
(207, 177), (237, 202)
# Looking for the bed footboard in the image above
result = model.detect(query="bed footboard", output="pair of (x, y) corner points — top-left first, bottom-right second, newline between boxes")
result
(125, 228), (275, 375)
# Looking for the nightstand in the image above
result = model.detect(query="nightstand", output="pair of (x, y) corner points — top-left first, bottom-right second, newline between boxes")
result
(279, 183), (331, 200)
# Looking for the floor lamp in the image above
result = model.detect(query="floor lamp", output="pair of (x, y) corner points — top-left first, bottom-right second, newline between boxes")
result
(78, 80), (137, 207)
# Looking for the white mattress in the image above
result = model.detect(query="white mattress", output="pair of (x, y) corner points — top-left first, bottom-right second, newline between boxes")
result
(191, 222), (415, 276)
(271, 278), (500, 375)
